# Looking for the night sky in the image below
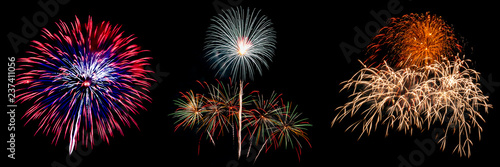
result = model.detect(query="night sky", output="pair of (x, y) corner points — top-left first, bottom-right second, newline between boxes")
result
(4, 0), (499, 166)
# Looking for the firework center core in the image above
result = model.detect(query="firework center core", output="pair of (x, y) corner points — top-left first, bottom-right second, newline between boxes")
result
(237, 36), (252, 56)
(82, 80), (91, 87)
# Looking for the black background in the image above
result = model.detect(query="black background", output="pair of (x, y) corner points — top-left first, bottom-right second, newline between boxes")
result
(4, 0), (499, 166)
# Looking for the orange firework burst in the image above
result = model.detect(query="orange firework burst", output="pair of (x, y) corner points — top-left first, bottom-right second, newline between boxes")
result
(365, 12), (462, 68)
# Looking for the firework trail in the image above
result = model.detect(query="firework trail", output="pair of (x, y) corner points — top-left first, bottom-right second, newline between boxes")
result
(205, 6), (277, 158)
(171, 82), (311, 161)
(365, 12), (462, 68)
(16, 16), (153, 154)
(334, 12), (491, 157)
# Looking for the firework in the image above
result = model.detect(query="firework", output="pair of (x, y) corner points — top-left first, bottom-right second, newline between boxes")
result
(202, 81), (253, 139)
(333, 57), (491, 157)
(172, 91), (206, 131)
(244, 92), (282, 147)
(171, 82), (311, 161)
(365, 12), (462, 68)
(244, 93), (312, 162)
(172, 81), (249, 138)
(171, 81), (249, 147)
(205, 6), (277, 158)
(205, 7), (276, 81)
(16, 16), (153, 154)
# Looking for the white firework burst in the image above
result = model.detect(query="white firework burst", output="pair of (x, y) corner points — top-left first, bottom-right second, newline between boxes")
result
(205, 7), (276, 81)
(333, 57), (491, 157)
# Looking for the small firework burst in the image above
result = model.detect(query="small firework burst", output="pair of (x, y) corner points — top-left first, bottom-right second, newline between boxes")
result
(245, 92), (282, 147)
(16, 16), (153, 154)
(365, 12), (462, 68)
(201, 81), (249, 140)
(172, 91), (205, 131)
(333, 58), (491, 157)
(205, 6), (277, 159)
